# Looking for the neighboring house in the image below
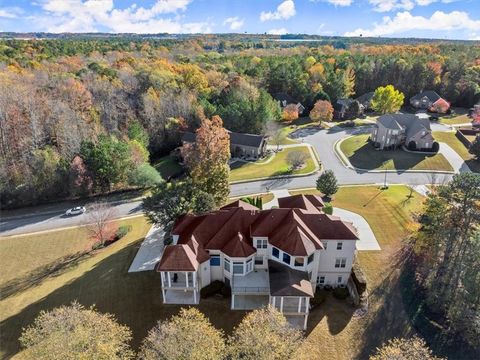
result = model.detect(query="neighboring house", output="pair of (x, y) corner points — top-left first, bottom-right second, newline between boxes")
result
(333, 98), (363, 120)
(355, 92), (374, 111)
(182, 130), (268, 159)
(370, 113), (436, 151)
(469, 104), (480, 126)
(410, 90), (450, 113)
(156, 194), (358, 329)
(273, 93), (306, 115)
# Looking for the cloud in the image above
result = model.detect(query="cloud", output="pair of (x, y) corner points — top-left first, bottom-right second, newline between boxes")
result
(0, 7), (23, 18)
(223, 16), (244, 31)
(369, 0), (459, 12)
(344, 10), (480, 37)
(325, 0), (353, 6)
(268, 28), (288, 35)
(33, 0), (211, 34)
(260, 0), (296, 22)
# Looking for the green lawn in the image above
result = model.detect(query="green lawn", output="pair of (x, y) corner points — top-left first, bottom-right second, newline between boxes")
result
(339, 134), (453, 172)
(229, 146), (317, 182)
(153, 155), (183, 179)
(439, 114), (471, 125)
(433, 131), (480, 173)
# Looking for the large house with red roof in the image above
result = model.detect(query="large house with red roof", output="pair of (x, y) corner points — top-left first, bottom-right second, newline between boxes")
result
(156, 194), (359, 329)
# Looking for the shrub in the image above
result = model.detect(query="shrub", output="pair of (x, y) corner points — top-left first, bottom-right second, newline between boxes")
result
(407, 141), (417, 151)
(343, 120), (355, 127)
(352, 257), (367, 296)
(115, 225), (129, 240)
(200, 280), (224, 298)
(220, 284), (232, 298)
(430, 142), (440, 153)
(129, 163), (163, 188)
(311, 289), (328, 309)
(333, 286), (349, 300)
(323, 202), (333, 215)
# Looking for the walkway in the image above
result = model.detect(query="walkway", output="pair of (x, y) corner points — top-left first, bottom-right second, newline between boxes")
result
(128, 225), (164, 272)
(438, 142), (471, 173)
(332, 207), (381, 251)
(263, 189), (290, 209)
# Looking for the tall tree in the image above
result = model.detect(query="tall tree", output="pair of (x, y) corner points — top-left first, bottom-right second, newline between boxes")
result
(227, 306), (303, 360)
(181, 115), (230, 206)
(138, 308), (225, 360)
(309, 100), (334, 125)
(316, 170), (339, 198)
(19, 302), (133, 360)
(282, 104), (299, 122)
(371, 85), (405, 114)
(370, 337), (443, 360)
(84, 202), (118, 248)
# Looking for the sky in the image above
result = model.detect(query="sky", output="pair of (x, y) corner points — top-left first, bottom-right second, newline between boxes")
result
(0, 0), (479, 40)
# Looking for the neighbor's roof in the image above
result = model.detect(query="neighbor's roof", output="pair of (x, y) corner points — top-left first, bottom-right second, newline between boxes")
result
(356, 92), (374, 104)
(273, 92), (298, 104)
(410, 90), (442, 103)
(182, 131), (266, 148)
(377, 113), (432, 140)
(268, 260), (314, 297)
(334, 98), (355, 111)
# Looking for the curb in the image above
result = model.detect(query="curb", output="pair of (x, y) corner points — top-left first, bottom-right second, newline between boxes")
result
(334, 136), (456, 175)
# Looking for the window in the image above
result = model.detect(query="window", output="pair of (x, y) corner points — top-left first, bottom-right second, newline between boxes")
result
(255, 256), (263, 265)
(224, 258), (230, 273)
(317, 276), (325, 285)
(307, 253), (314, 264)
(283, 252), (291, 265)
(335, 258), (347, 268)
(256, 239), (267, 249)
(210, 255), (220, 266)
(246, 259), (253, 272)
(337, 241), (343, 250)
(233, 262), (244, 275)
(294, 257), (304, 267)
(337, 276), (343, 284)
(272, 247), (280, 258)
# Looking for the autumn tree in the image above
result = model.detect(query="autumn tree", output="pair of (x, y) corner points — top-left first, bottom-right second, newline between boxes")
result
(371, 85), (405, 114)
(19, 302), (133, 360)
(316, 170), (339, 199)
(138, 308), (225, 360)
(309, 100), (333, 125)
(370, 337), (442, 360)
(85, 201), (118, 248)
(286, 150), (309, 169)
(181, 115), (230, 206)
(227, 306), (303, 360)
(282, 104), (299, 122)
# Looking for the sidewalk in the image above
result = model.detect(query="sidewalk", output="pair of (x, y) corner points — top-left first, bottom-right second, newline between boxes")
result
(263, 189), (291, 209)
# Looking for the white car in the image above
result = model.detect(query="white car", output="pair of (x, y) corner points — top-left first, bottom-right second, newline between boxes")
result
(65, 206), (86, 216)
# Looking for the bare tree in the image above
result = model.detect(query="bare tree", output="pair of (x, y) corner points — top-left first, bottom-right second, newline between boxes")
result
(85, 202), (118, 249)
(265, 121), (284, 152)
(286, 151), (309, 169)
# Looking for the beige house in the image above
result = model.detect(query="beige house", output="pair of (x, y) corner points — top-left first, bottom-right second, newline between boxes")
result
(370, 113), (436, 151)
(156, 195), (359, 329)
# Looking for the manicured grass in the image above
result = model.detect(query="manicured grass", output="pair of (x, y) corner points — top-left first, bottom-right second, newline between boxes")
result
(229, 146), (317, 182)
(433, 131), (480, 173)
(153, 155), (183, 179)
(0, 217), (247, 359)
(439, 114), (470, 125)
(229, 193), (275, 205)
(340, 134), (453, 172)
(294, 185), (427, 360)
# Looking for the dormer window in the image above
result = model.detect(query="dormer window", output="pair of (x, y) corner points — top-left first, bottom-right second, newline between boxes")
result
(256, 239), (268, 249)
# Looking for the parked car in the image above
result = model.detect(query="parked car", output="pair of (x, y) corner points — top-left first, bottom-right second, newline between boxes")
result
(65, 206), (86, 216)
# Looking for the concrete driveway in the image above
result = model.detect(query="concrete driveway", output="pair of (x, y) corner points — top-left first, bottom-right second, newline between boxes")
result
(332, 207), (380, 251)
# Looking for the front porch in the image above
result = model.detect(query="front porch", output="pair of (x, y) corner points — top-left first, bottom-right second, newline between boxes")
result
(162, 288), (199, 305)
(160, 271), (199, 304)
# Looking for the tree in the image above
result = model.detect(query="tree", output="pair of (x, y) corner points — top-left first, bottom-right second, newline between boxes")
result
(309, 100), (333, 125)
(127, 120), (149, 148)
(129, 163), (162, 188)
(85, 201), (118, 248)
(227, 306), (303, 360)
(142, 178), (216, 232)
(265, 121), (285, 152)
(286, 150), (309, 169)
(181, 115), (230, 206)
(19, 302), (133, 360)
(371, 85), (405, 114)
(469, 135), (480, 159)
(282, 104), (299, 122)
(316, 170), (339, 198)
(138, 308), (225, 360)
(344, 100), (362, 120)
(370, 336), (443, 360)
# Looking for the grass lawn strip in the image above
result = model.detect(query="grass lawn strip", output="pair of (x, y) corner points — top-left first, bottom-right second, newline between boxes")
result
(432, 131), (480, 173)
(339, 134), (453, 172)
(229, 145), (317, 182)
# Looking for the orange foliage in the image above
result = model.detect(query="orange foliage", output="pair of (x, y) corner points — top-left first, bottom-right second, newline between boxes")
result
(282, 104), (299, 122)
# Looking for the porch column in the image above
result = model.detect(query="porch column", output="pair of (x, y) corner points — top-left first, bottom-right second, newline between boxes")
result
(298, 297), (302, 313)
(280, 297), (284, 312)
(231, 294), (235, 309)
(306, 297), (310, 313)
(162, 288), (166, 303)
(160, 272), (165, 288)
(303, 313), (308, 330)
(194, 289), (197, 304)
(272, 297), (276, 308)
(167, 272), (171, 287)
(193, 272), (196, 288)
(185, 272), (189, 288)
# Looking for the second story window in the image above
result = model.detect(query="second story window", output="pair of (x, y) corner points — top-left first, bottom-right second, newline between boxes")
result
(224, 258), (230, 273)
(272, 247), (280, 258)
(210, 255), (220, 266)
(335, 258), (347, 268)
(307, 253), (314, 264)
(256, 239), (268, 249)
(294, 257), (304, 267)
(337, 241), (343, 250)
(283, 252), (291, 265)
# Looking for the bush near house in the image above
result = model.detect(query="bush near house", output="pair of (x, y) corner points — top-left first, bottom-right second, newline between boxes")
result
(200, 280), (226, 298)
(333, 286), (350, 300)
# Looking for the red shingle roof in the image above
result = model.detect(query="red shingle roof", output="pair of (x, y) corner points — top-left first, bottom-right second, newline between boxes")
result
(157, 244), (199, 272)
(277, 194), (324, 212)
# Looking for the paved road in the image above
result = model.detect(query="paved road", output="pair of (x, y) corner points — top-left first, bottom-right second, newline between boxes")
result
(0, 123), (459, 237)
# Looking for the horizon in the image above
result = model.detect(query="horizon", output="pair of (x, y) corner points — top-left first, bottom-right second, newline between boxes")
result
(0, 1), (479, 41)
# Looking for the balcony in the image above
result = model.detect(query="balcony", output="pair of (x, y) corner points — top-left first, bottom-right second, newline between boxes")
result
(232, 269), (270, 295)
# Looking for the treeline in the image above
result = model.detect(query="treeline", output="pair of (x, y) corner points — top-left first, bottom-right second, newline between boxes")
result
(0, 39), (479, 207)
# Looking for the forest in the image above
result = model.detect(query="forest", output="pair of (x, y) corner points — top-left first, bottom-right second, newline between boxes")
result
(0, 36), (479, 208)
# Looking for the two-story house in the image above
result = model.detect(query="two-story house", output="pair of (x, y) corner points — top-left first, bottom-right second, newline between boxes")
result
(156, 194), (359, 329)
